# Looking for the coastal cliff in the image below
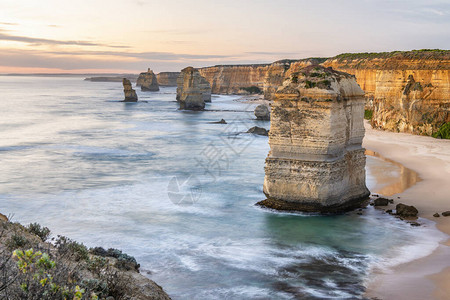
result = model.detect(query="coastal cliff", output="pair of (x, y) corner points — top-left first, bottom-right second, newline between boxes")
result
(199, 50), (449, 136)
(259, 66), (370, 212)
(322, 51), (450, 135)
(157, 72), (180, 86)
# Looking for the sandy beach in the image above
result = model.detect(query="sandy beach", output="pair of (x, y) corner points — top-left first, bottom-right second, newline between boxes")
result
(363, 122), (450, 300)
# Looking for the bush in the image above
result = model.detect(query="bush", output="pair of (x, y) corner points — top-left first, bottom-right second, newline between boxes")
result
(27, 223), (51, 242)
(55, 235), (89, 261)
(432, 122), (450, 139)
(242, 86), (262, 94)
(6, 234), (29, 250)
(364, 110), (373, 120)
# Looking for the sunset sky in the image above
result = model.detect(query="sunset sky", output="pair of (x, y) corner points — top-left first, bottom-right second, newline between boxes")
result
(1, 0), (449, 74)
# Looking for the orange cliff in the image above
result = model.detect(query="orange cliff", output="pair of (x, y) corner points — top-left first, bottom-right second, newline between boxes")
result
(197, 50), (449, 136)
(322, 51), (450, 136)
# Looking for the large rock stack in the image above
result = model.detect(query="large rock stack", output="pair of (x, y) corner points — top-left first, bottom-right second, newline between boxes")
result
(157, 72), (181, 86)
(136, 68), (159, 91)
(176, 67), (212, 110)
(259, 65), (370, 213)
(122, 78), (138, 102)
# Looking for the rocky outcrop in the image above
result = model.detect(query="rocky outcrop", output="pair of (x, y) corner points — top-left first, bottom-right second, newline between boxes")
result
(254, 104), (270, 120)
(176, 67), (211, 110)
(247, 126), (269, 136)
(157, 72), (181, 86)
(136, 68), (159, 91)
(123, 78), (138, 102)
(259, 65), (370, 213)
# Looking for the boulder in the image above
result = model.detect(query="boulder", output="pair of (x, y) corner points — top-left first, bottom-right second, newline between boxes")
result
(433, 213), (440, 217)
(396, 203), (418, 217)
(442, 211), (450, 217)
(137, 68), (159, 91)
(373, 197), (390, 206)
(247, 126), (269, 136)
(254, 104), (270, 120)
(123, 78), (138, 102)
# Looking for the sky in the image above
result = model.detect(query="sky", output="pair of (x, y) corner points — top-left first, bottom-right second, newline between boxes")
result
(0, 0), (449, 74)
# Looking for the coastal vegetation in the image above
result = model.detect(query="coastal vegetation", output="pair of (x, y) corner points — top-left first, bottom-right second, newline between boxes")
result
(242, 86), (262, 94)
(334, 49), (450, 61)
(364, 110), (373, 120)
(432, 122), (450, 139)
(0, 219), (169, 299)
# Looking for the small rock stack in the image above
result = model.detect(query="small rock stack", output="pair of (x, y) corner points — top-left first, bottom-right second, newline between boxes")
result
(254, 104), (270, 120)
(123, 78), (138, 102)
(176, 67), (212, 110)
(136, 68), (159, 91)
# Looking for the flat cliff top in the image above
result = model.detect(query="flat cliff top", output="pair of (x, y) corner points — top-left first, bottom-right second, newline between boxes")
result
(278, 65), (364, 98)
(325, 49), (450, 70)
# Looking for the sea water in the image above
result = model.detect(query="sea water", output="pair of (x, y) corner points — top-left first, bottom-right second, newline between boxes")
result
(0, 76), (445, 299)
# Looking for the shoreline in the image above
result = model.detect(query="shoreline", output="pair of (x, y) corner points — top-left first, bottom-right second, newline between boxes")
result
(363, 121), (450, 300)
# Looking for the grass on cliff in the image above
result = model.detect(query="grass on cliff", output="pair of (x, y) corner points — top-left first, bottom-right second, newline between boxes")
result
(334, 49), (450, 61)
(364, 110), (373, 120)
(432, 122), (450, 139)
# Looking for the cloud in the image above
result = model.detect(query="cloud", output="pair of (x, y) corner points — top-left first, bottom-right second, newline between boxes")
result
(0, 31), (129, 48)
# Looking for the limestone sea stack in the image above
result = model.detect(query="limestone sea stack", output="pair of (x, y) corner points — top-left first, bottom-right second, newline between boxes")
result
(259, 65), (370, 213)
(136, 68), (159, 91)
(176, 67), (212, 110)
(157, 72), (181, 86)
(122, 78), (138, 102)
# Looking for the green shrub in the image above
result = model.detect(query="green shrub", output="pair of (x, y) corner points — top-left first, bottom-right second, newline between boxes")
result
(364, 110), (373, 120)
(27, 223), (50, 242)
(6, 234), (29, 250)
(242, 86), (262, 94)
(55, 235), (89, 261)
(291, 74), (298, 83)
(432, 122), (450, 139)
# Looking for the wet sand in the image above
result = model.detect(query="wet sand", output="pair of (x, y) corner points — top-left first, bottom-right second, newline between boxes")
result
(363, 122), (450, 300)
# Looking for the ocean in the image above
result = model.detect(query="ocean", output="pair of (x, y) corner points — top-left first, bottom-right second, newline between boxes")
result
(0, 76), (445, 299)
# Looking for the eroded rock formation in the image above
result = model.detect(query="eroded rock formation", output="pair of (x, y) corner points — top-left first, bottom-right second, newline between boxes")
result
(198, 51), (449, 136)
(176, 67), (211, 110)
(136, 68), (159, 91)
(259, 65), (370, 212)
(157, 72), (181, 86)
(122, 78), (138, 102)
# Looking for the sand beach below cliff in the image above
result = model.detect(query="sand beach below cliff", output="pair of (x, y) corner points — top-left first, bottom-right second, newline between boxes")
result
(363, 121), (450, 300)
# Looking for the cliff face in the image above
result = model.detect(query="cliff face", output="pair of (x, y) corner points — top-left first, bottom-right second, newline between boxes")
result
(198, 64), (270, 94)
(157, 72), (180, 86)
(259, 66), (370, 212)
(122, 78), (138, 102)
(322, 53), (450, 135)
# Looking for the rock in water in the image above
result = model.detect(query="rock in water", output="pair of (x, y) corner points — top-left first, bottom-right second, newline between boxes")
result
(247, 126), (269, 136)
(396, 203), (419, 217)
(137, 68), (159, 91)
(259, 65), (370, 213)
(374, 197), (390, 206)
(433, 213), (440, 217)
(122, 78), (138, 102)
(254, 104), (270, 120)
(176, 67), (211, 110)
(442, 211), (450, 217)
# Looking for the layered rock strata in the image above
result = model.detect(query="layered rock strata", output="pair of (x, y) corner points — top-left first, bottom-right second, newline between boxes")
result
(136, 68), (159, 91)
(176, 67), (211, 110)
(122, 78), (138, 102)
(260, 66), (370, 212)
(157, 72), (181, 86)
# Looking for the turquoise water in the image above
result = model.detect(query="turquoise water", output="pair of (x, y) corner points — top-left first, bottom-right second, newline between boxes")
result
(0, 76), (444, 299)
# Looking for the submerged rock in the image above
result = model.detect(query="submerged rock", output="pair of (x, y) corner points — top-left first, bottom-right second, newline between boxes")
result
(122, 78), (138, 102)
(254, 104), (270, 120)
(433, 213), (440, 217)
(210, 119), (227, 124)
(176, 67), (211, 110)
(260, 65), (370, 213)
(396, 203), (418, 217)
(247, 126), (269, 136)
(442, 211), (450, 217)
(137, 68), (159, 91)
